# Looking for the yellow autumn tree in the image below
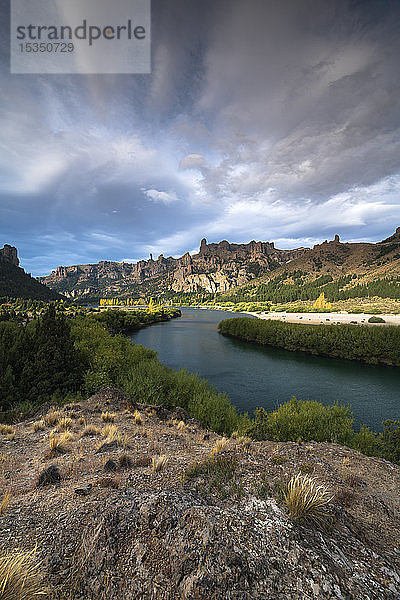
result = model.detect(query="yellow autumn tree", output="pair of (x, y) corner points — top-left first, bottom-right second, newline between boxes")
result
(313, 292), (332, 310)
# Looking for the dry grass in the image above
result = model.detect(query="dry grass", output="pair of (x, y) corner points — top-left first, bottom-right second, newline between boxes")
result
(133, 410), (143, 425)
(283, 473), (334, 525)
(236, 436), (251, 450)
(101, 425), (118, 440)
(101, 411), (116, 423)
(78, 417), (85, 426)
(44, 409), (61, 427)
(32, 420), (46, 432)
(48, 432), (73, 455)
(0, 491), (11, 515)
(100, 425), (127, 447)
(56, 417), (74, 432)
(0, 547), (48, 599)
(0, 424), (15, 436)
(176, 420), (186, 432)
(80, 424), (100, 437)
(211, 437), (228, 456)
(151, 455), (167, 473)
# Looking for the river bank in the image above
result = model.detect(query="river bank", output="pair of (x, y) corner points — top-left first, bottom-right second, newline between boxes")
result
(246, 311), (400, 326)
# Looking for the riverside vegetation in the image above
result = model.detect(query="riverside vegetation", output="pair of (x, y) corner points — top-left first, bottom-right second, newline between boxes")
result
(0, 304), (399, 465)
(218, 316), (400, 366)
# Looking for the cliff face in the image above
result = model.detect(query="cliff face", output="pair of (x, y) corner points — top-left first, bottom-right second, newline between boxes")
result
(0, 244), (19, 267)
(39, 238), (309, 299)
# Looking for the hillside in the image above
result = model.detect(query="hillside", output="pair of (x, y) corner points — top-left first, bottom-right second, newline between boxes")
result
(0, 245), (63, 301)
(0, 387), (399, 599)
(220, 229), (400, 303)
(39, 238), (308, 300)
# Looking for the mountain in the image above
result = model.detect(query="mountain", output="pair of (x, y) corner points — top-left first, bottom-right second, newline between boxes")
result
(221, 230), (400, 303)
(39, 238), (309, 299)
(0, 244), (63, 300)
(39, 228), (400, 301)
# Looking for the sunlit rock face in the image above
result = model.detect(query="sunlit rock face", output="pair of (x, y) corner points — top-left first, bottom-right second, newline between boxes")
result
(39, 237), (309, 298)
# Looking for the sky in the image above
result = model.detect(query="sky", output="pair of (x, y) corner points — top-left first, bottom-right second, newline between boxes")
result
(1, 0), (400, 276)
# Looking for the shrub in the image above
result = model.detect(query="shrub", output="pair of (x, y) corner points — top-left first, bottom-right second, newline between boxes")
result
(245, 396), (354, 445)
(283, 473), (333, 524)
(380, 419), (400, 464)
(0, 547), (48, 599)
(351, 426), (381, 457)
(368, 316), (385, 323)
(117, 452), (132, 469)
(101, 425), (118, 441)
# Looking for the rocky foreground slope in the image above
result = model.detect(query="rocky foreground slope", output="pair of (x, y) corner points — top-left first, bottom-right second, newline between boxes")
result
(1, 388), (399, 599)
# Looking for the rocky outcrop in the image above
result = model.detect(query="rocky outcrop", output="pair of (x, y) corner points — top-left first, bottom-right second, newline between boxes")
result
(1, 388), (399, 600)
(0, 244), (19, 267)
(0, 243), (62, 300)
(39, 238), (309, 299)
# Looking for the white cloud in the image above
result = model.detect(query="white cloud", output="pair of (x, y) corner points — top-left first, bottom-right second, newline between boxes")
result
(143, 189), (179, 205)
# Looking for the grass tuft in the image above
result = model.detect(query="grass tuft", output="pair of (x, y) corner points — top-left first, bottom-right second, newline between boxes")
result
(44, 410), (61, 427)
(56, 417), (74, 431)
(0, 424), (15, 436)
(48, 431), (73, 455)
(0, 547), (48, 599)
(211, 437), (228, 456)
(151, 454), (167, 473)
(0, 491), (11, 516)
(283, 473), (333, 525)
(101, 411), (116, 423)
(32, 420), (46, 432)
(80, 424), (100, 437)
(134, 410), (143, 425)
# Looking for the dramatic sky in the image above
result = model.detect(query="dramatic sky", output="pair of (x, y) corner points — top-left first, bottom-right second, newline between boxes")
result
(1, 0), (400, 275)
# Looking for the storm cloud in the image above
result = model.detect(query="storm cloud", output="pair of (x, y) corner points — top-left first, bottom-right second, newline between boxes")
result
(1, 0), (400, 274)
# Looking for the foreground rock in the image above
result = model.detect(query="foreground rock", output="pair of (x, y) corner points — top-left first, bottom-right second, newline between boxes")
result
(0, 388), (399, 599)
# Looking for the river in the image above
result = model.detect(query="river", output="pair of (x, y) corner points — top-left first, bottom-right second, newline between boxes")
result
(131, 308), (400, 431)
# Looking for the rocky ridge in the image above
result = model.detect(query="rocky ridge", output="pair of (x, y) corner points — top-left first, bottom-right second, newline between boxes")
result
(39, 238), (309, 299)
(0, 387), (399, 599)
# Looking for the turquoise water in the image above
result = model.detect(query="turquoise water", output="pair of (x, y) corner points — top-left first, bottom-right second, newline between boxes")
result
(131, 308), (400, 431)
